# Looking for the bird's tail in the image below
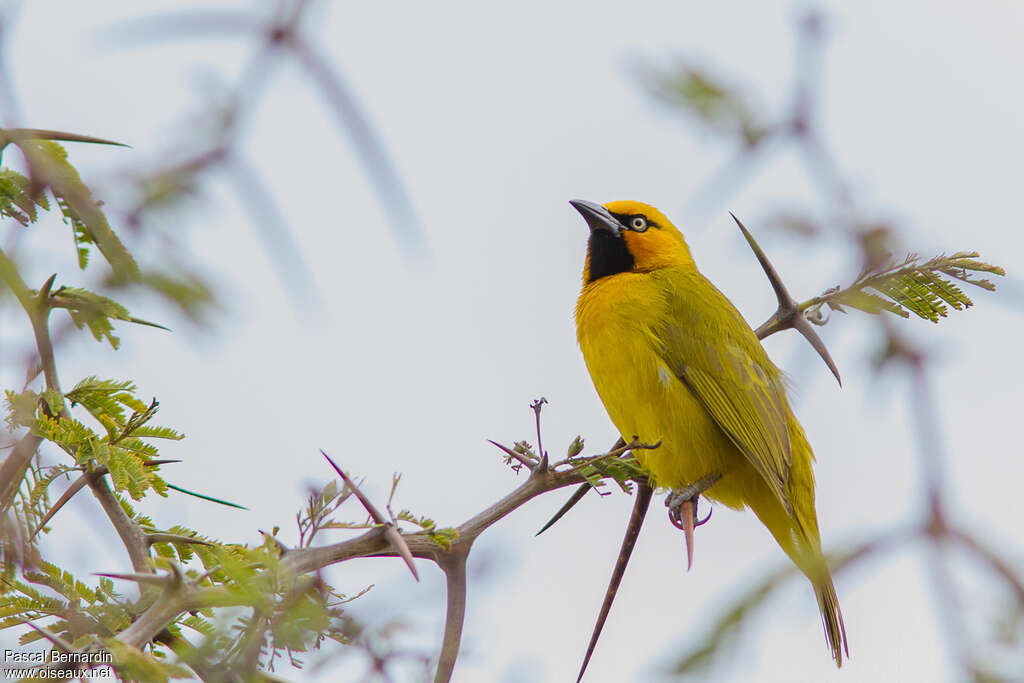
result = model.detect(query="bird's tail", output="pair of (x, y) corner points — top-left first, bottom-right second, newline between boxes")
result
(754, 495), (848, 666)
(813, 569), (848, 667)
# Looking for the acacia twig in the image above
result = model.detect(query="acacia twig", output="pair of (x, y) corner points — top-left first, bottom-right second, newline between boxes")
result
(281, 441), (646, 576)
(321, 450), (419, 582)
(532, 398), (549, 472)
(30, 459), (179, 539)
(486, 439), (533, 469)
(99, 452), (620, 657)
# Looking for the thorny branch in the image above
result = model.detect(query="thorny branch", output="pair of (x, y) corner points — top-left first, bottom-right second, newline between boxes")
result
(1, 267), (155, 575)
(95, 434), (654, 680)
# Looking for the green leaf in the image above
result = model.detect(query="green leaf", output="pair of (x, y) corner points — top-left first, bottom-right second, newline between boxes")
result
(127, 425), (184, 440)
(19, 140), (139, 280)
(106, 444), (168, 500)
(33, 414), (98, 458)
(832, 290), (908, 318)
(4, 389), (40, 429)
(66, 377), (145, 424)
(51, 287), (168, 349)
(0, 169), (48, 226)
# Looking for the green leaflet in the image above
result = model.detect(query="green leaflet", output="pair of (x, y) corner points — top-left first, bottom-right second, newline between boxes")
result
(66, 377), (146, 424)
(0, 169), (49, 226)
(50, 286), (169, 350)
(22, 379), (180, 502)
(806, 251), (1005, 324)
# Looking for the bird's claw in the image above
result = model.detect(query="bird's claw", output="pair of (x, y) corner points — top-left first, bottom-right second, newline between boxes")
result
(666, 496), (712, 530)
(664, 472), (722, 571)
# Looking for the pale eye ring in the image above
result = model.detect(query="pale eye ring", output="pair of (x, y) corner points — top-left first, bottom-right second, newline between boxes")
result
(630, 216), (648, 232)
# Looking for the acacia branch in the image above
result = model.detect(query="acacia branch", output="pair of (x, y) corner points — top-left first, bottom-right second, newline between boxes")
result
(87, 475), (152, 574)
(434, 549), (469, 683)
(0, 432), (41, 511)
(0, 258), (53, 509)
(111, 573), (245, 648)
(279, 458), (605, 576)
(0, 261), (154, 573)
(99, 450), (630, 659)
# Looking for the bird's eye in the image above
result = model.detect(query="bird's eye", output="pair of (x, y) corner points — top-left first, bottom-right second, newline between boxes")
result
(630, 216), (648, 232)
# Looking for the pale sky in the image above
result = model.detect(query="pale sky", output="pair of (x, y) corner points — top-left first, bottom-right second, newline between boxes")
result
(3, 1), (1023, 681)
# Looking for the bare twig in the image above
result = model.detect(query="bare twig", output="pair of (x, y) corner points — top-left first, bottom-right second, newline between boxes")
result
(0, 432), (42, 511)
(281, 441), (641, 577)
(321, 450), (419, 582)
(536, 436), (626, 535)
(531, 398), (549, 472)
(29, 274), (64, 398)
(486, 439), (533, 469)
(30, 459), (179, 539)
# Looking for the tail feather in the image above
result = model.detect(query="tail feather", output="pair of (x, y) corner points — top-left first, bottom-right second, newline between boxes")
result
(814, 572), (848, 667)
(751, 493), (848, 666)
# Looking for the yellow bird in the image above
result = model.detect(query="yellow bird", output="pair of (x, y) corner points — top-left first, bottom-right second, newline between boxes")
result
(571, 199), (847, 666)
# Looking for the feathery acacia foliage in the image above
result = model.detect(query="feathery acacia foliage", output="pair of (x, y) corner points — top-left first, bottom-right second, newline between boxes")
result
(803, 252), (1005, 325)
(0, 134), (389, 678)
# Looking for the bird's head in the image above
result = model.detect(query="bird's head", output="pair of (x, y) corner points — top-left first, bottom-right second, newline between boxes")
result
(571, 199), (695, 284)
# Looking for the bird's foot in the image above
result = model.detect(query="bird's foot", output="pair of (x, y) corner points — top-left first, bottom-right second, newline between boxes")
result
(665, 472), (722, 571)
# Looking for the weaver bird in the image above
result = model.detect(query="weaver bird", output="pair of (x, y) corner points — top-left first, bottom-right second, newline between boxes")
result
(570, 199), (847, 673)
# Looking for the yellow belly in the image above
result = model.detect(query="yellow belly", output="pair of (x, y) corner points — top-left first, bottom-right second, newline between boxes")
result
(577, 274), (758, 509)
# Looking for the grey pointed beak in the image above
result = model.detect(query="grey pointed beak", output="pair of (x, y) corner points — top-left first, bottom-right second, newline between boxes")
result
(570, 199), (622, 236)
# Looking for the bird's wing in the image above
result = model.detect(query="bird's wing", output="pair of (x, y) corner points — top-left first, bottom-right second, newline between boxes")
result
(658, 320), (793, 512)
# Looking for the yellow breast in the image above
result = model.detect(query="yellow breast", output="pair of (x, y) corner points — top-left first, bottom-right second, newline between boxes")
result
(575, 273), (747, 506)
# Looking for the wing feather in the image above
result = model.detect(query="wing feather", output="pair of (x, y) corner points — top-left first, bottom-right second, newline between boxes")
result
(655, 286), (793, 511)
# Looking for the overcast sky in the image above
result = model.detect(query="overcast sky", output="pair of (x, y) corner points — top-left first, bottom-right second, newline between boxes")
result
(4, 1), (1024, 681)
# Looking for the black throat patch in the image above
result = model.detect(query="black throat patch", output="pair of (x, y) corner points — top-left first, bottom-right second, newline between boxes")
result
(585, 229), (633, 283)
